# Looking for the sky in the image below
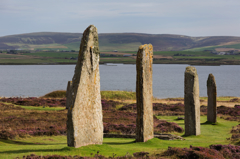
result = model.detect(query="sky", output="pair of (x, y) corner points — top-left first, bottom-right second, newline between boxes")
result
(0, 0), (240, 37)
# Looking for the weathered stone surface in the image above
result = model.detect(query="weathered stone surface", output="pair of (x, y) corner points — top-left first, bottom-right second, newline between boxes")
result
(184, 66), (200, 136)
(66, 81), (72, 109)
(136, 44), (154, 142)
(207, 74), (217, 123)
(67, 25), (103, 148)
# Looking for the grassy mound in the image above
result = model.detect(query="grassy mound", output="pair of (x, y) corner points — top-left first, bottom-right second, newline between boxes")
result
(42, 90), (136, 100)
(101, 90), (136, 100)
(43, 90), (66, 98)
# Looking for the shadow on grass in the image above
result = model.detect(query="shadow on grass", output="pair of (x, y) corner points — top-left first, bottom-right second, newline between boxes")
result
(173, 119), (184, 121)
(201, 121), (218, 125)
(176, 123), (184, 125)
(0, 148), (62, 154)
(181, 134), (188, 137)
(233, 141), (240, 146)
(181, 134), (202, 138)
(0, 139), (65, 146)
(103, 141), (135, 145)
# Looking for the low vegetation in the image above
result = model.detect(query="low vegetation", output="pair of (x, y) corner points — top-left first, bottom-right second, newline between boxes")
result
(0, 97), (66, 107)
(1, 90), (240, 158)
(161, 144), (240, 159)
(42, 90), (66, 98)
(101, 90), (136, 100)
(16, 144), (240, 159)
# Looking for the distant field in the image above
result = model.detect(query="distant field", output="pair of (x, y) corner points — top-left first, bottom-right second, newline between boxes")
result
(5, 41), (142, 52)
(22, 52), (78, 58)
(5, 43), (69, 51)
(185, 43), (240, 51)
(0, 58), (76, 64)
(52, 41), (141, 52)
(1, 50), (240, 65)
(99, 42), (141, 52)
(63, 42), (80, 51)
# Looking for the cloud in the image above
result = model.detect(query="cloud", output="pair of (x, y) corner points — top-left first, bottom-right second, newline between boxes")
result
(0, 0), (239, 36)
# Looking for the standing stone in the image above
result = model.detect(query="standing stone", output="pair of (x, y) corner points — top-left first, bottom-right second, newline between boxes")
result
(207, 74), (217, 123)
(66, 81), (72, 109)
(67, 25), (103, 148)
(184, 66), (200, 136)
(136, 44), (154, 142)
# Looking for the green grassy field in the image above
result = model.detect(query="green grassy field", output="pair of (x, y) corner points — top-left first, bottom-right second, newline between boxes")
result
(1, 50), (240, 65)
(99, 42), (141, 52)
(0, 116), (237, 158)
(19, 106), (65, 111)
(6, 41), (142, 52)
(185, 43), (240, 51)
(63, 42), (80, 51)
(0, 58), (76, 64)
(22, 52), (78, 58)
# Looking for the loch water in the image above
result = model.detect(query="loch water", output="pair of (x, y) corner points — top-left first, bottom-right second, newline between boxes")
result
(0, 64), (239, 98)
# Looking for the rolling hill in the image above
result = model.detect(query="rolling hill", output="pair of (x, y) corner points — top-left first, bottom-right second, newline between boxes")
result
(0, 32), (240, 51)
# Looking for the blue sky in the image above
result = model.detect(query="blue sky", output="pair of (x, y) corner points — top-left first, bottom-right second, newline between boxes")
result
(0, 0), (240, 37)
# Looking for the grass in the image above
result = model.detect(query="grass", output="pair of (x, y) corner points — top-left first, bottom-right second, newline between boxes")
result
(22, 52), (78, 58)
(42, 90), (66, 98)
(1, 101), (65, 111)
(0, 58), (76, 64)
(101, 90), (136, 100)
(185, 43), (240, 51)
(5, 43), (70, 51)
(63, 42), (80, 51)
(40, 90), (136, 100)
(173, 56), (226, 60)
(0, 116), (238, 158)
(40, 90), (240, 102)
(19, 105), (65, 111)
(224, 43), (240, 49)
(199, 96), (238, 102)
(167, 96), (238, 102)
(99, 41), (141, 52)
(61, 40), (141, 52)
(153, 51), (212, 56)
(0, 54), (27, 58)
(1, 50), (240, 65)
(1, 92), (240, 158)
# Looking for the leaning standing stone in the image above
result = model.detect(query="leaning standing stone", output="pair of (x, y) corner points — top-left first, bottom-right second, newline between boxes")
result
(184, 66), (200, 136)
(207, 74), (217, 123)
(66, 81), (72, 109)
(136, 44), (154, 142)
(67, 25), (103, 148)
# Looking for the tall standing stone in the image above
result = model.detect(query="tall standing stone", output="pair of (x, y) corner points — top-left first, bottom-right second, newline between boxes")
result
(207, 74), (217, 123)
(66, 81), (72, 109)
(184, 66), (200, 136)
(136, 44), (154, 142)
(67, 25), (103, 148)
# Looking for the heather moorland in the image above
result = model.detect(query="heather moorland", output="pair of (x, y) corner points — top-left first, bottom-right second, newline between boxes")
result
(0, 90), (240, 158)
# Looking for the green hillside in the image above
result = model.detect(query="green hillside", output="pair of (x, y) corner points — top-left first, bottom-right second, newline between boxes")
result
(1, 32), (240, 51)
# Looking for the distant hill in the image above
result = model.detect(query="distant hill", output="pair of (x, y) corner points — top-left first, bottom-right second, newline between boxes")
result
(0, 32), (240, 51)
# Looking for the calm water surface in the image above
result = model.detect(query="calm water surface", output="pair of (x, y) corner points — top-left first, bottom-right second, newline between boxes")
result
(0, 64), (239, 98)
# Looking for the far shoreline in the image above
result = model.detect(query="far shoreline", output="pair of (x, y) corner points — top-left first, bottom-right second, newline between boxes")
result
(0, 62), (240, 66)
